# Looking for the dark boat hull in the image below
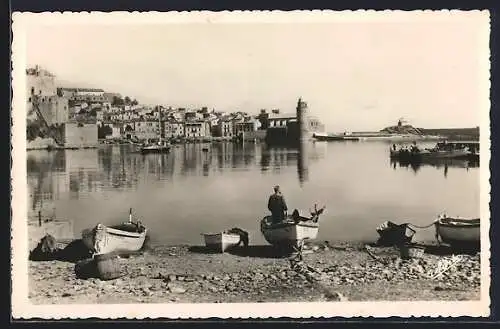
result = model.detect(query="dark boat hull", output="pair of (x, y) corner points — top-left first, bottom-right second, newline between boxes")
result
(141, 146), (171, 154)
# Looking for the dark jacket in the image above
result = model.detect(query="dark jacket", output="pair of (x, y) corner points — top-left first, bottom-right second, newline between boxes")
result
(268, 193), (288, 216)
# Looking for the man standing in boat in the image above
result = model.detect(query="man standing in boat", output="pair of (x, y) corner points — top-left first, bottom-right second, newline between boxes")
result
(268, 185), (288, 224)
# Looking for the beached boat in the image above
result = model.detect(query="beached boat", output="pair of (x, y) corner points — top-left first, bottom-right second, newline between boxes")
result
(82, 209), (147, 255)
(202, 232), (242, 252)
(435, 215), (480, 247)
(260, 205), (325, 249)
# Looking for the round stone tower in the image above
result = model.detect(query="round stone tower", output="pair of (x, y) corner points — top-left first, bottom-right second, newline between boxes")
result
(296, 97), (309, 143)
(296, 97), (309, 185)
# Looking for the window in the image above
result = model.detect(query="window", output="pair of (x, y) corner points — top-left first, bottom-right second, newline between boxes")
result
(28, 97), (31, 102)
(31, 87), (34, 95)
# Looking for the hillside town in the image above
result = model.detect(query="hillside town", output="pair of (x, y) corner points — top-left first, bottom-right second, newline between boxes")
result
(26, 66), (325, 149)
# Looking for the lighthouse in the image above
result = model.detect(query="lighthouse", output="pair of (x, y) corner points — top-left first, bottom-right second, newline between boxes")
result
(296, 97), (309, 143)
(296, 97), (309, 185)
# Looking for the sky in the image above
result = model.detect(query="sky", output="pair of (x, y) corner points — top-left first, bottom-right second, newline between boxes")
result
(23, 12), (489, 132)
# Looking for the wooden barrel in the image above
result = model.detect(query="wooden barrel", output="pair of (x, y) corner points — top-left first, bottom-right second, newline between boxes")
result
(94, 253), (122, 280)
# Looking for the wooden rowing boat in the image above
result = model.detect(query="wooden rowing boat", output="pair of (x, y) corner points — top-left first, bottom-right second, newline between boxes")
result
(260, 217), (319, 248)
(82, 209), (147, 255)
(435, 216), (480, 247)
(260, 205), (325, 250)
(202, 232), (242, 252)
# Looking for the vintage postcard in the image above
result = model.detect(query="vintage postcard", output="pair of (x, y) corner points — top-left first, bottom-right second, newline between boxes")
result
(11, 10), (491, 319)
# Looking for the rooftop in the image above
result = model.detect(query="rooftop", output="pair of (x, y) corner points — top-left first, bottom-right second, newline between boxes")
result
(268, 112), (296, 120)
(59, 87), (105, 92)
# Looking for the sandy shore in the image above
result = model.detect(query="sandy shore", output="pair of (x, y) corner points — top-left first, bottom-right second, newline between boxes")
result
(28, 241), (480, 304)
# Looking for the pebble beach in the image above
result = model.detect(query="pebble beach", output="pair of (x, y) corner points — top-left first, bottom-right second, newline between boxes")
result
(28, 241), (481, 304)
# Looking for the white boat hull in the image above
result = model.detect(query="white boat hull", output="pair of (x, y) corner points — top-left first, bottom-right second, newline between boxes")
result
(436, 218), (480, 246)
(82, 223), (147, 255)
(203, 233), (241, 252)
(260, 216), (319, 247)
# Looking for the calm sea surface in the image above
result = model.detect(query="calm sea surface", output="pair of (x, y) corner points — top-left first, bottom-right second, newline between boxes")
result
(27, 141), (480, 245)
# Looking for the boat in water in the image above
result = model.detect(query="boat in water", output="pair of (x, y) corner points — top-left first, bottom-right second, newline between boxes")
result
(140, 140), (171, 154)
(313, 133), (359, 142)
(82, 209), (147, 255)
(390, 141), (479, 163)
(435, 214), (480, 248)
(260, 205), (325, 250)
(140, 107), (171, 154)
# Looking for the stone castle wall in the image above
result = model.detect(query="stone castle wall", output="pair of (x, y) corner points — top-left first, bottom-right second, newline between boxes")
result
(63, 123), (98, 148)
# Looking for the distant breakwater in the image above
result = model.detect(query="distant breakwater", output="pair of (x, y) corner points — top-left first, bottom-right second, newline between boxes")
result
(421, 128), (479, 141)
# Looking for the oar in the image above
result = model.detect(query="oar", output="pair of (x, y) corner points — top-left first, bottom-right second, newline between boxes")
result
(129, 208), (133, 223)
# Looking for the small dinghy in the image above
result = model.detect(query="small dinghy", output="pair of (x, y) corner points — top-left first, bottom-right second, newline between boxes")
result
(82, 209), (147, 255)
(435, 214), (480, 247)
(260, 205), (325, 250)
(376, 221), (416, 246)
(202, 229), (247, 253)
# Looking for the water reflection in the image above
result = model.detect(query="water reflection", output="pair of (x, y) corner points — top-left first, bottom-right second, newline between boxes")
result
(27, 142), (325, 220)
(26, 141), (478, 245)
(390, 158), (479, 177)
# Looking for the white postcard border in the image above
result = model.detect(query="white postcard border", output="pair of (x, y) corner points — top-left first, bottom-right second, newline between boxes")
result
(11, 10), (491, 319)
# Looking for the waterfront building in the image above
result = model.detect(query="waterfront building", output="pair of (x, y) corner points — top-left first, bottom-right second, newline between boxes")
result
(212, 118), (234, 138)
(134, 120), (161, 141)
(171, 121), (185, 138)
(185, 121), (211, 138)
(110, 124), (122, 139)
(268, 109), (297, 128)
(234, 117), (260, 135)
(95, 109), (104, 121)
(306, 115), (326, 136)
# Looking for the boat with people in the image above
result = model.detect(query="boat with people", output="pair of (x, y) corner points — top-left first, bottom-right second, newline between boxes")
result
(434, 214), (480, 248)
(390, 141), (479, 163)
(260, 204), (326, 251)
(140, 139), (171, 154)
(82, 209), (148, 255)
